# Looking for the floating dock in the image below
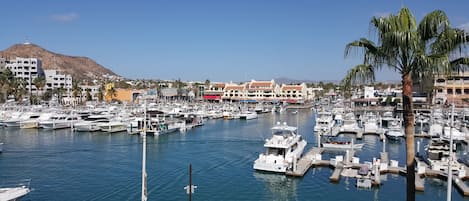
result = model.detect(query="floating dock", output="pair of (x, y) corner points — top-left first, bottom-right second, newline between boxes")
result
(285, 148), (323, 177)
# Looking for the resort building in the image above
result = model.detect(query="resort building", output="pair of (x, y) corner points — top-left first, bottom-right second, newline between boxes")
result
(223, 83), (247, 101)
(44, 69), (73, 94)
(203, 80), (312, 103)
(277, 83), (309, 103)
(434, 71), (469, 106)
(203, 83), (226, 101)
(4, 57), (44, 93)
(245, 80), (276, 101)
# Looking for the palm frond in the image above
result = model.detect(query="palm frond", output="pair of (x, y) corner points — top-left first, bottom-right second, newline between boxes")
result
(418, 10), (449, 41)
(432, 28), (468, 54)
(341, 64), (376, 90)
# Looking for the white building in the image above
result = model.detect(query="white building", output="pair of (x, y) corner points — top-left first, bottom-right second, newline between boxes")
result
(44, 69), (73, 94)
(4, 57), (43, 93)
(80, 85), (100, 101)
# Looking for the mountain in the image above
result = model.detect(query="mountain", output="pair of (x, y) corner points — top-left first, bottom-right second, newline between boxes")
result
(0, 43), (118, 81)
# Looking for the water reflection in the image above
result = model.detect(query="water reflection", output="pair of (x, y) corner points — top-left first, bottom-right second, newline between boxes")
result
(253, 172), (297, 201)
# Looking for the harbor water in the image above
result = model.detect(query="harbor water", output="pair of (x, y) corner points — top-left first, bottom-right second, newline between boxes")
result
(0, 109), (467, 201)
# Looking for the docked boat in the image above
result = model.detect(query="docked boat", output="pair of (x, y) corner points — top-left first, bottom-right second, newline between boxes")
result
(385, 120), (404, 140)
(74, 114), (112, 132)
(40, 114), (80, 129)
(20, 112), (54, 129)
(0, 142), (3, 153)
(339, 112), (361, 134)
(363, 112), (380, 134)
(253, 122), (307, 173)
(239, 111), (258, 120)
(98, 121), (127, 133)
(321, 138), (364, 149)
(4, 112), (40, 128)
(314, 111), (335, 133)
(425, 139), (462, 172)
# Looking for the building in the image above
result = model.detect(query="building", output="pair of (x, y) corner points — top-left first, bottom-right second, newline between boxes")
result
(223, 83), (246, 101)
(4, 57), (44, 94)
(44, 69), (73, 94)
(203, 83), (225, 101)
(278, 83), (308, 103)
(434, 71), (469, 106)
(203, 80), (313, 103)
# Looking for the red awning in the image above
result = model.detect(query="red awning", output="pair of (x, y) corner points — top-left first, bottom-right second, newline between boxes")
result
(203, 95), (221, 100)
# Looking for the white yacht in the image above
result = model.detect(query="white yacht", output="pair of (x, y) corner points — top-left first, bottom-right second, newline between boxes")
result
(40, 114), (80, 129)
(4, 112), (40, 128)
(380, 111), (395, 129)
(363, 112), (380, 134)
(253, 122), (307, 173)
(20, 112), (54, 129)
(74, 114), (112, 132)
(239, 111), (258, 120)
(339, 112), (361, 134)
(0, 142), (3, 153)
(0, 186), (30, 201)
(98, 120), (127, 133)
(385, 120), (404, 140)
(314, 111), (335, 133)
(0, 180), (31, 201)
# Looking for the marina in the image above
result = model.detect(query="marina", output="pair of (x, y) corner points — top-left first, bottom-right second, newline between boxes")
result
(1, 105), (469, 200)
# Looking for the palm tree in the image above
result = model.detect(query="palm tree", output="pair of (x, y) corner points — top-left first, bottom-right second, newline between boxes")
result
(97, 83), (104, 102)
(33, 76), (46, 99)
(342, 7), (468, 201)
(72, 80), (82, 105)
(106, 83), (117, 101)
(85, 88), (92, 101)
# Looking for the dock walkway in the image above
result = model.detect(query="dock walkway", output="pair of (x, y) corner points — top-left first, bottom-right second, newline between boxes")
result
(286, 148), (323, 177)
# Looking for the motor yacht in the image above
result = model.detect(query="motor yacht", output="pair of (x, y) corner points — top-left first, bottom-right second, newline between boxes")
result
(253, 122), (307, 173)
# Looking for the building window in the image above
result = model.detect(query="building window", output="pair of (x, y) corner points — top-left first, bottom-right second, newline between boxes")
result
(456, 89), (462, 94)
(447, 89), (453, 94)
(464, 89), (469, 94)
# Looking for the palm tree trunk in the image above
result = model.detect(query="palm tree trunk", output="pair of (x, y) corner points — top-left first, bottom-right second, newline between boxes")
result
(402, 73), (415, 201)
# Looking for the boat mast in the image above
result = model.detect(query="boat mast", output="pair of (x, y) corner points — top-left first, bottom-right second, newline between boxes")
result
(447, 75), (456, 201)
(142, 99), (147, 201)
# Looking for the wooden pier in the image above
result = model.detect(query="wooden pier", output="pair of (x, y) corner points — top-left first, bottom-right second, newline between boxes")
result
(285, 147), (469, 197)
(329, 165), (343, 182)
(286, 148), (323, 177)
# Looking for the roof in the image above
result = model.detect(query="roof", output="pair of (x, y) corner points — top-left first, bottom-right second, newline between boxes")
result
(282, 85), (303, 91)
(249, 81), (273, 89)
(213, 83), (225, 88)
(225, 85), (245, 90)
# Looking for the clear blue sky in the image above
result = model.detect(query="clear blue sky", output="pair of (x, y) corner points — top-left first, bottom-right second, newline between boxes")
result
(1, 1), (468, 82)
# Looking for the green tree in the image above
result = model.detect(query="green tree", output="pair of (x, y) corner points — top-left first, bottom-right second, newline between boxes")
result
(342, 7), (468, 201)
(106, 84), (117, 101)
(72, 80), (82, 104)
(97, 84), (104, 102)
(33, 76), (46, 103)
(85, 88), (92, 101)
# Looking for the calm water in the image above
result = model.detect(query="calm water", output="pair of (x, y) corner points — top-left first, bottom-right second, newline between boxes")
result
(0, 109), (468, 201)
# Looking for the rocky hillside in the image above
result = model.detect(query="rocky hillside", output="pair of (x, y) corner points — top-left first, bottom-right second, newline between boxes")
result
(0, 43), (118, 81)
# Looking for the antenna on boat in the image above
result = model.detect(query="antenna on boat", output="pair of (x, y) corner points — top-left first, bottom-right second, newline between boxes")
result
(184, 164), (197, 201)
(141, 99), (148, 201)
